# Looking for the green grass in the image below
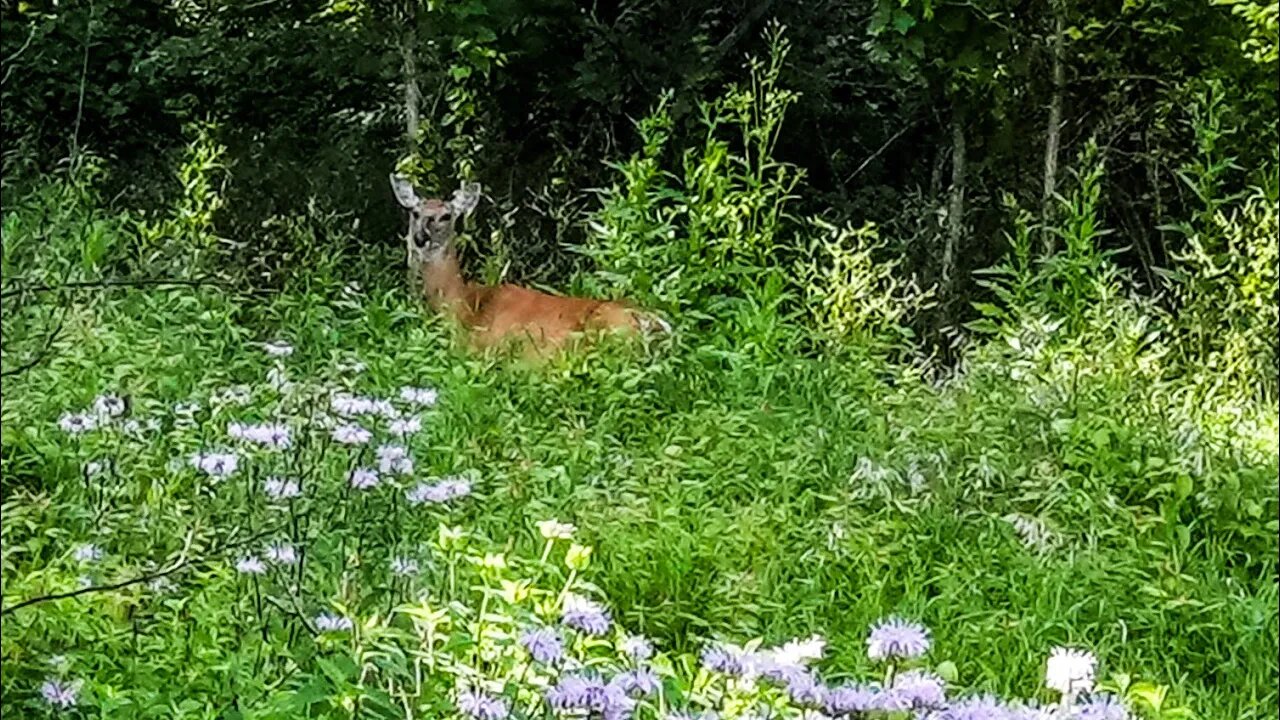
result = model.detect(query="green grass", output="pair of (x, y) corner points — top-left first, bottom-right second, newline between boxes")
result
(2, 250), (1276, 718)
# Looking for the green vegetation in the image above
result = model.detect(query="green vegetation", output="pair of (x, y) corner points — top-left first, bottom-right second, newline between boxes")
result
(2, 2), (1277, 719)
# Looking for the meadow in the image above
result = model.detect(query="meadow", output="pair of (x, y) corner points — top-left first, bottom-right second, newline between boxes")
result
(1, 137), (1276, 719)
(2, 8), (1278, 717)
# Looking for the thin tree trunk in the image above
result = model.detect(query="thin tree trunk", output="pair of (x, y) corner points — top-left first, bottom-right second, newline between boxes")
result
(942, 109), (966, 298)
(1040, 3), (1065, 256)
(401, 27), (420, 152)
(401, 16), (421, 290)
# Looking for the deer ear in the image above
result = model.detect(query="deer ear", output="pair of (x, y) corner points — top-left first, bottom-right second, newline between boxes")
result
(450, 182), (482, 217)
(390, 174), (420, 209)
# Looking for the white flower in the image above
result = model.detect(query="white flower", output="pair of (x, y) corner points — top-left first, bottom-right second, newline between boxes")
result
(58, 412), (98, 435)
(332, 423), (372, 445)
(1045, 646), (1096, 695)
(537, 519), (577, 540)
(121, 419), (142, 435)
(314, 612), (353, 632)
(388, 416), (422, 437)
(92, 394), (127, 419)
(189, 452), (239, 479)
(73, 544), (103, 563)
(399, 386), (439, 407)
(260, 340), (294, 357)
(264, 477), (301, 501)
(348, 468), (379, 490)
(767, 635), (826, 668)
(235, 556), (267, 575)
(84, 461), (105, 477)
(265, 543), (299, 565)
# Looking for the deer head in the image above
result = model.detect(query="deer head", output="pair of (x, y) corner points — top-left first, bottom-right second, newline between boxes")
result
(390, 174), (482, 265)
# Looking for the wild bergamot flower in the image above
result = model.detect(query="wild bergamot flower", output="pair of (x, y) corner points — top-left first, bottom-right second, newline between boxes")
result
(866, 617), (931, 661)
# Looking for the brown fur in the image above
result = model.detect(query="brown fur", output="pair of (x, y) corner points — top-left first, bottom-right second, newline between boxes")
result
(420, 248), (652, 360)
(393, 174), (667, 360)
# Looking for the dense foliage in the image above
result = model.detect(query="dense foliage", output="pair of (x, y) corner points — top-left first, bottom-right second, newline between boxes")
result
(1, 1), (1277, 719)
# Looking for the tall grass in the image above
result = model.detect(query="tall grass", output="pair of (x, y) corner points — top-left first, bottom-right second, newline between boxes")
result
(1, 53), (1276, 719)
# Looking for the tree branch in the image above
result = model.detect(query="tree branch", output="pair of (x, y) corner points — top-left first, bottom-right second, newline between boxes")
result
(1, 527), (274, 616)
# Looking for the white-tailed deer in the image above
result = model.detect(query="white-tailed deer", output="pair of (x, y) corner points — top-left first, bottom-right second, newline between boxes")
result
(391, 174), (670, 358)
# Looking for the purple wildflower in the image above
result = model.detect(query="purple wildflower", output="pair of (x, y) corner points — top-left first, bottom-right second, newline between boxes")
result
(824, 684), (879, 715)
(520, 627), (565, 664)
(562, 595), (612, 635)
(229, 422), (292, 449)
(610, 667), (661, 697)
(332, 423), (372, 445)
(235, 556), (267, 575)
(190, 451), (239, 479)
(1074, 694), (1130, 720)
(314, 613), (353, 632)
(40, 678), (79, 708)
(700, 644), (746, 675)
(92, 394), (127, 419)
(73, 544), (103, 563)
(264, 477), (301, 500)
(330, 393), (374, 416)
(58, 412), (98, 435)
(621, 634), (654, 661)
(389, 415), (422, 437)
(406, 482), (451, 505)
(348, 468), (379, 490)
(890, 668), (947, 709)
(456, 690), (510, 720)
(785, 670), (825, 707)
(866, 617), (931, 661)
(757, 655), (810, 684)
(265, 543), (298, 565)
(399, 386), (439, 406)
(546, 675), (619, 713)
(377, 445), (414, 475)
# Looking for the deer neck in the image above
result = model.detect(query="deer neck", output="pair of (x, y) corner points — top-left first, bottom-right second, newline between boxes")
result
(418, 245), (472, 317)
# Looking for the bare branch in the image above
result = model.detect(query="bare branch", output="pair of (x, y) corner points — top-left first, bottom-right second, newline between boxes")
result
(0, 301), (70, 378)
(1, 527), (275, 616)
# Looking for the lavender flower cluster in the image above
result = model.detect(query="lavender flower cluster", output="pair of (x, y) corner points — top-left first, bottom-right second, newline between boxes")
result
(689, 619), (1129, 720)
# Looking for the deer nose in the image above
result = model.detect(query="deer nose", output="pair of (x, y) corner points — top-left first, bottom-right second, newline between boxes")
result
(414, 235), (428, 248)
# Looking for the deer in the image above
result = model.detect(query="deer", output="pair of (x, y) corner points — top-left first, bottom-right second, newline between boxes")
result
(391, 173), (671, 359)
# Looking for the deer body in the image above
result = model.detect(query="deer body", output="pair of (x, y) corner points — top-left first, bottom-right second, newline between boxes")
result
(392, 174), (668, 357)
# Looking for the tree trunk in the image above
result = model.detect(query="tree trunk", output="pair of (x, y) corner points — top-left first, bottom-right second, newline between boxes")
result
(942, 109), (966, 298)
(401, 26), (420, 152)
(1040, 3), (1065, 256)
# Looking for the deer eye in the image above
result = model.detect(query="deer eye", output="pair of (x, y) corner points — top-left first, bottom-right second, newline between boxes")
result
(439, 212), (452, 223)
